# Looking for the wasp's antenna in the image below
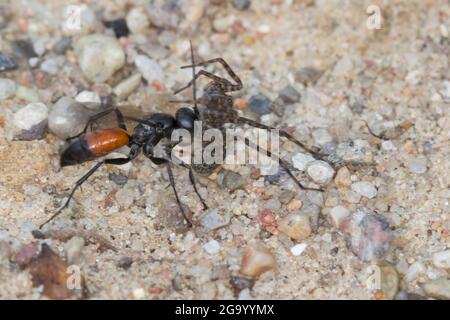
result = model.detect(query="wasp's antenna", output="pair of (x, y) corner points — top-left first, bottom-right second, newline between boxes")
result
(189, 40), (199, 117)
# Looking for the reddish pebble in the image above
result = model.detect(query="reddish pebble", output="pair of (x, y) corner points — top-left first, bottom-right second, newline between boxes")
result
(256, 209), (278, 234)
(15, 242), (40, 268)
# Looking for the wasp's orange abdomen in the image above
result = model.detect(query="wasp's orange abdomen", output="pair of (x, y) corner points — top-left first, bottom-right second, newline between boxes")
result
(86, 128), (130, 157)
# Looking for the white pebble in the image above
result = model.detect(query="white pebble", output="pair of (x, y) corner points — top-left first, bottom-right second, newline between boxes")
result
(408, 157), (427, 174)
(16, 86), (39, 102)
(134, 55), (164, 84)
(333, 56), (353, 76)
(40, 56), (65, 75)
(290, 243), (307, 256)
(329, 206), (350, 228)
(432, 250), (450, 269)
(381, 140), (395, 151)
(0, 78), (16, 100)
(306, 160), (335, 185)
(405, 261), (425, 282)
(292, 153), (315, 171)
(203, 240), (221, 255)
(13, 102), (48, 131)
(132, 288), (146, 299)
(126, 7), (150, 34)
(113, 73), (142, 99)
(351, 181), (377, 199)
(75, 90), (101, 104)
(75, 34), (125, 82)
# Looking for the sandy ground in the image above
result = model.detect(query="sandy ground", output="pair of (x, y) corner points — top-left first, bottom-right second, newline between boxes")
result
(0, 0), (449, 299)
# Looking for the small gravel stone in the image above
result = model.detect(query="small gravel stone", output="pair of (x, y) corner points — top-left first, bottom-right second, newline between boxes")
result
(126, 7), (150, 34)
(381, 140), (395, 151)
(351, 181), (377, 199)
(379, 261), (400, 300)
(222, 170), (246, 191)
(339, 211), (392, 262)
(423, 277), (450, 299)
(15, 86), (39, 102)
(12, 102), (48, 141)
(432, 250), (450, 269)
(103, 18), (129, 38)
(199, 208), (231, 233)
(0, 52), (18, 71)
(116, 187), (135, 208)
(333, 56), (353, 76)
(113, 73), (142, 99)
(292, 153), (315, 171)
(306, 160), (335, 185)
(295, 66), (322, 85)
(40, 56), (65, 75)
(52, 37), (72, 54)
(278, 190), (295, 204)
(146, 0), (182, 29)
(203, 239), (221, 254)
(116, 256), (133, 269)
(335, 140), (373, 164)
(108, 172), (129, 186)
(230, 276), (254, 296)
(329, 206), (350, 228)
(334, 166), (351, 187)
(405, 261), (425, 282)
(64, 236), (85, 264)
(75, 90), (101, 105)
(75, 34), (126, 82)
(408, 157), (428, 174)
(48, 97), (95, 139)
(132, 287), (146, 299)
(134, 55), (164, 84)
(15, 242), (40, 268)
(248, 94), (273, 115)
(290, 243), (307, 256)
(278, 85), (300, 104)
(232, 0), (251, 11)
(278, 213), (311, 241)
(312, 128), (333, 146)
(0, 78), (16, 100)
(240, 242), (276, 278)
(0, 240), (11, 261)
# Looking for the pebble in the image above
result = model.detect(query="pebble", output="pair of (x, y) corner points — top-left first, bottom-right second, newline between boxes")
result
(248, 94), (273, 115)
(116, 256), (133, 269)
(339, 211), (392, 262)
(295, 66), (322, 85)
(232, 0), (251, 11)
(134, 55), (164, 84)
(240, 242), (276, 278)
(333, 56), (353, 77)
(230, 276), (254, 296)
(278, 85), (300, 104)
(132, 287), (146, 299)
(290, 243), (307, 256)
(113, 73), (142, 99)
(116, 187), (135, 208)
(40, 56), (65, 75)
(423, 277), (450, 299)
(126, 7), (150, 34)
(306, 160), (335, 185)
(278, 190), (295, 204)
(222, 170), (246, 191)
(103, 18), (129, 38)
(278, 213), (311, 241)
(312, 128), (333, 146)
(334, 166), (351, 187)
(75, 90), (101, 105)
(0, 78), (16, 100)
(15, 86), (39, 102)
(379, 261), (400, 300)
(381, 140), (395, 151)
(12, 102), (48, 141)
(64, 236), (85, 264)
(345, 190), (361, 204)
(199, 208), (231, 233)
(432, 250), (450, 269)
(0, 52), (18, 71)
(48, 97), (95, 139)
(292, 152), (315, 171)
(15, 242), (40, 268)
(74, 34), (126, 82)
(335, 139), (373, 164)
(146, 0), (182, 29)
(203, 239), (221, 255)
(108, 172), (129, 186)
(52, 37), (72, 54)
(329, 206), (350, 228)
(351, 181), (377, 199)
(408, 157), (428, 174)
(405, 261), (425, 282)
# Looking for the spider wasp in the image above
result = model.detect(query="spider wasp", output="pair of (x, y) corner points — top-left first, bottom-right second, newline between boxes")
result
(39, 42), (327, 229)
